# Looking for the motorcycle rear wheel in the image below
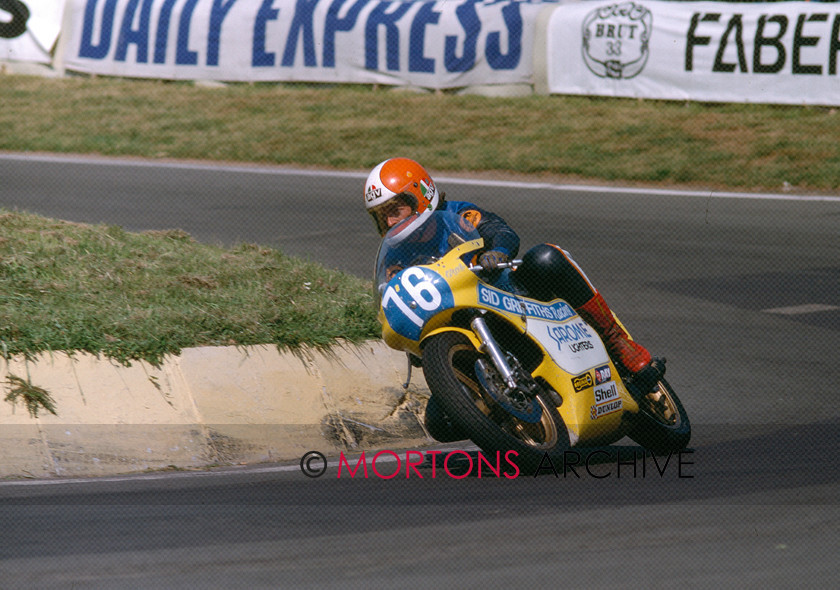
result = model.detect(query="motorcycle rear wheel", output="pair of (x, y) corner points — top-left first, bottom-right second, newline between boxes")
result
(422, 332), (570, 474)
(626, 376), (691, 455)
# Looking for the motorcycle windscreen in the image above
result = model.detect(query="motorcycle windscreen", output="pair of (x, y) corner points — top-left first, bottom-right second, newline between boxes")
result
(374, 210), (480, 294)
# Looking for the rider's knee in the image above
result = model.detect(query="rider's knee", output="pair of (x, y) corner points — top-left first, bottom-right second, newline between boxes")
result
(514, 243), (595, 306)
(524, 243), (565, 268)
(514, 243), (564, 300)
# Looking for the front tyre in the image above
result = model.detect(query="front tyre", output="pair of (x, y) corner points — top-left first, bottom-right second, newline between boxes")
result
(424, 395), (468, 443)
(422, 332), (570, 474)
(626, 377), (691, 454)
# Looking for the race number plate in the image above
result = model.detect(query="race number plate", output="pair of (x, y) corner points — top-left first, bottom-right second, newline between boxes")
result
(381, 267), (453, 341)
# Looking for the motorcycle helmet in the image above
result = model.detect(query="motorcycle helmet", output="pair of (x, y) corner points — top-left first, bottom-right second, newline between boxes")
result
(365, 157), (440, 237)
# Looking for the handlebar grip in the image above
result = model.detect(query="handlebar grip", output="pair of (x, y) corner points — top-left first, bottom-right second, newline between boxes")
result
(469, 259), (523, 272)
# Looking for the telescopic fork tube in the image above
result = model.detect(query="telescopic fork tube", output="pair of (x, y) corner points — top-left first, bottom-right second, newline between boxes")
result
(470, 315), (518, 390)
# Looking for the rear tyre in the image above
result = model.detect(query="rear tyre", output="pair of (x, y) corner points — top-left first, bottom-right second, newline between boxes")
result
(422, 332), (570, 474)
(626, 376), (691, 454)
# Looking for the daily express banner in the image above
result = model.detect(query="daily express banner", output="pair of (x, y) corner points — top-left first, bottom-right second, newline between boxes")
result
(0, 0), (64, 62)
(60, 0), (551, 87)
(547, 0), (840, 106)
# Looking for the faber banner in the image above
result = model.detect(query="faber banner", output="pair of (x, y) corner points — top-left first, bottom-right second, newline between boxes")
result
(547, 0), (840, 106)
(0, 0), (64, 63)
(60, 0), (551, 88)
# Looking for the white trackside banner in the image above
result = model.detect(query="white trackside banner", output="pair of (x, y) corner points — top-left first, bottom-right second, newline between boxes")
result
(547, 0), (840, 106)
(0, 0), (64, 63)
(60, 0), (550, 88)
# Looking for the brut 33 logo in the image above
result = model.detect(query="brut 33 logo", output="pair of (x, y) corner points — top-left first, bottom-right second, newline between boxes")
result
(582, 2), (653, 79)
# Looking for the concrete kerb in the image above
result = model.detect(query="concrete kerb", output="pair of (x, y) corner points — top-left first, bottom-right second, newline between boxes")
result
(0, 341), (433, 479)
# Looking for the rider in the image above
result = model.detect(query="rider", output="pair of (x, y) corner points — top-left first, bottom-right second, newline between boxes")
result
(365, 157), (654, 379)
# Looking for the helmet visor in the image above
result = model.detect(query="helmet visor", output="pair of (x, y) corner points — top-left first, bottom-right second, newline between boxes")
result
(368, 195), (415, 237)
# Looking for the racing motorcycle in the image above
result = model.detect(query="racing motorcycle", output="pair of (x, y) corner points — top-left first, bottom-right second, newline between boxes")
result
(375, 210), (690, 472)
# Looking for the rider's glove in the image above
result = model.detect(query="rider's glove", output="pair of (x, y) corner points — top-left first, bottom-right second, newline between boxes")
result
(478, 250), (509, 271)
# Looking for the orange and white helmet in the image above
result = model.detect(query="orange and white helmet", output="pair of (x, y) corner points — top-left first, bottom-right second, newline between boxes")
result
(365, 157), (441, 236)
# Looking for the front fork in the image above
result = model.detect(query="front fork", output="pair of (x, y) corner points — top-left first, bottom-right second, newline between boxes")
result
(401, 314), (513, 391)
(470, 314), (518, 389)
(401, 313), (526, 393)
(469, 313), (545, 424)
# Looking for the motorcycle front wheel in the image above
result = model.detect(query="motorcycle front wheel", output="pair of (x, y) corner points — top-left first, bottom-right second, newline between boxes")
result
(626, 376), (691, 455)
(424, 395), (468, 443)
(422, 332), (570, 474)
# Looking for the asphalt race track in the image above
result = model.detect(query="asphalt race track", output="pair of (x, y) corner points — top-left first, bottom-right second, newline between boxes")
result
(1, 153), (839, 588)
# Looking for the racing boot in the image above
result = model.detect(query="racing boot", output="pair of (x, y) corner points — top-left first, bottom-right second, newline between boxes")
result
(576, 292), (652, 375)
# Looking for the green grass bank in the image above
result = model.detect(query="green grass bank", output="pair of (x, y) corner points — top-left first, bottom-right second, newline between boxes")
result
(2, 75), (839, 193)
(0, 210), (378, 367)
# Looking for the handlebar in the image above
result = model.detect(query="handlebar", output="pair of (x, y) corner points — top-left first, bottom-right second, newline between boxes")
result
(469, 259), (524, 272)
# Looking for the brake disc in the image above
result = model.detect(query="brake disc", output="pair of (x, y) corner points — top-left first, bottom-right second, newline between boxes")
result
(474, 359), (542, 423)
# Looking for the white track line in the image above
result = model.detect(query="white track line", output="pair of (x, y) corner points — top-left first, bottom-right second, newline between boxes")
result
(3, 152), (839, 202)
(763, 303), (840, 315)
(0, 444), (482, 487)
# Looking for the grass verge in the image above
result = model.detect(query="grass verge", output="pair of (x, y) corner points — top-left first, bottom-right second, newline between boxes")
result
(2, 75), (839, 193)
(0, 209), (379, 367)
